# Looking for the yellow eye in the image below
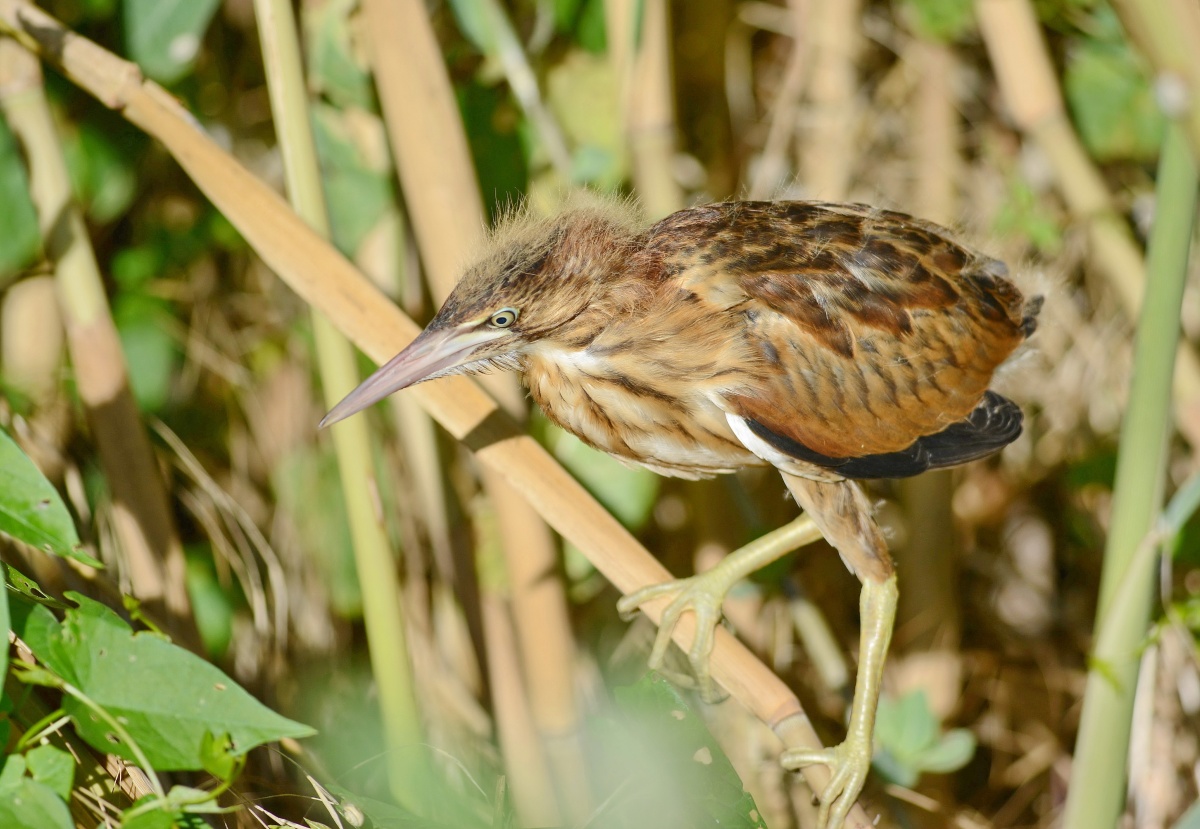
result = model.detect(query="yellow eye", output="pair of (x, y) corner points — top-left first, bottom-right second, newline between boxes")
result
(488, 308), (519, 329)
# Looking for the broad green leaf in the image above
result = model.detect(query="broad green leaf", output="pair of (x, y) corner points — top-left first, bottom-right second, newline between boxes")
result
(121, 0), (221, 84)
(22, 594), (314, 770)
(0, 117), (41, 284)
(0, 429), (96, 566)
(24, 745), (73, 800)
(0, 776), (72, 829)
(875, 690), (939, 759)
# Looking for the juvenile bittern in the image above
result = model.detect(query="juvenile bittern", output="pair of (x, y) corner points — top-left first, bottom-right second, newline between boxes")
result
(322, 198), (1039, 828)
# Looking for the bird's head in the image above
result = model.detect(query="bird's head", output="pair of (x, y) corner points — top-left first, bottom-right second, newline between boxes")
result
(320, 199), (639, 427)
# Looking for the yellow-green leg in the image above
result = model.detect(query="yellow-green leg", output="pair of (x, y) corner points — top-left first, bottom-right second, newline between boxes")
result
(782, 474), (897, 829)
(616, 512), (824, 699)
(783, 572), (897, 829)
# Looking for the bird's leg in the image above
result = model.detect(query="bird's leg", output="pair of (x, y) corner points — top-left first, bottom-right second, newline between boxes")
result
(616, 512), (824, 700)
(777, 475), (897, 829)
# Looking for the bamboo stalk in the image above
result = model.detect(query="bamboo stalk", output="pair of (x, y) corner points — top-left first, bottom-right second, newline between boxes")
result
(894, 35), (963, 719)
(624, 0), (684, 219)
(1061, 123), (1197, 829)
(0, 8), (875, 823)
(976, 0), (1200, 444)
(251, 0), (425, 808)
(0, 36), (196, 644)
(799, 0), (862, 200)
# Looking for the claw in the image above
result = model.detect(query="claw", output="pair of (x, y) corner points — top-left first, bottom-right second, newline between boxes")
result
(782, 738), (872, 829)
(616, 574), (728, 701)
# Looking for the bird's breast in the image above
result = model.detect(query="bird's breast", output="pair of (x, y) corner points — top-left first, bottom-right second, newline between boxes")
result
(522, 342), (764, 480)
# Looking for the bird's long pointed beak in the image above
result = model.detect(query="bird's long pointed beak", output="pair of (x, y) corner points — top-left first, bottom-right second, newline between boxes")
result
(319, 325), (503, 428)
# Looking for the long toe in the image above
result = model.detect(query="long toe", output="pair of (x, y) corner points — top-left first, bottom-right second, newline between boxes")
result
(615, 572), (734, 697)
(781, 735), (873, 829)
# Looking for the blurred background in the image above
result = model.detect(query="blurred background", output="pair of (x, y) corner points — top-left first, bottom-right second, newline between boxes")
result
(0, 0), (1198, 827)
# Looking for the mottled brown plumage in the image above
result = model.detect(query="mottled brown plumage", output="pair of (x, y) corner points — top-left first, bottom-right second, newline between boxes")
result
(321, 196), (1040, 829)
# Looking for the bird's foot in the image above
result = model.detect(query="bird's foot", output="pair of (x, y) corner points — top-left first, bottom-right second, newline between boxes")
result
(781, 731), (872, 829)
(616, 571), (734, 702)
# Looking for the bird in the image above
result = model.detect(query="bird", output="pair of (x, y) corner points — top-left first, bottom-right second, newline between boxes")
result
(321, 196), (1040, 828)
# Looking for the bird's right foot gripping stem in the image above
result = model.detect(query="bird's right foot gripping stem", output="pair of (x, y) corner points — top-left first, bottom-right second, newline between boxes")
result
(782, 572), (897, 829)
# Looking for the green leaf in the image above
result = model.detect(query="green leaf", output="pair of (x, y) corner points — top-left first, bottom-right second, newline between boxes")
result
(24, 745), (73, 801)
(874, 690), (939, 761)
(4, 565), (69, 610)
(0, 561), (9, 687)
(0, 776), (73, 829)
(901, 0), (974, 41)
(1065, 24), (1165, 162)
(543, 423), (659, 529)
(304, 0), (378, 111)
(62, 119), (139, 224)
(597, 675), (767, 829)
(447, 0), (496, 54)
(121, 0), (221, 84)
(21, 594), (315, 770)
(915, 728), (976, 774)
(310, 103), (398, 257)
(0, 429), (96, 566)
(113, 293), (181, 413)
(0, 117), (41, 283)
(1172, 797), (1200, 829)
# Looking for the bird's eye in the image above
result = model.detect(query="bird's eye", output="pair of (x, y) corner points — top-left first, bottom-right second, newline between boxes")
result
(488, 308), (519, 329)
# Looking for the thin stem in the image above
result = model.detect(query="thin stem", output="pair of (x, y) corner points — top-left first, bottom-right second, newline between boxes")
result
(251, 0), (426, 810)
(1061, 124), (1197, 829)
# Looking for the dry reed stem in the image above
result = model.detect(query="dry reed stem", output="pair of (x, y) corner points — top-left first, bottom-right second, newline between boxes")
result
(624, 0), (684, 220)
(748, 0), (809, 200)
(479, 592), (562, 826)
(0, 7), (875, 823)
(0, 276), (63, 405)
(893, 37), (963, 715)
(359, 1), (586, 815)
(0, 37), (195, 643)
(800, 0), (862, 200)
(976, 0), (1200, 443)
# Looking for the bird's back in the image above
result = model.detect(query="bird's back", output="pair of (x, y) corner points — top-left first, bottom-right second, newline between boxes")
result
(630, 201), (1039, 477)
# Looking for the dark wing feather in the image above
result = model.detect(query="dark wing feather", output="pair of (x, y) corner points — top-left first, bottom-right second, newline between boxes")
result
(745, 391), (1023, 478)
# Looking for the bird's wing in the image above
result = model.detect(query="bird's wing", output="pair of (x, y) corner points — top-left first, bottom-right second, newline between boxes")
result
(741, 391), (1024, 478)
(643, 201), (1036, 460)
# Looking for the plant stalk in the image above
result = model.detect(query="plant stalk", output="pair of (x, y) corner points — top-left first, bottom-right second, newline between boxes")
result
(1061, 124), (1197, 829)
(252, 0), (425, 809)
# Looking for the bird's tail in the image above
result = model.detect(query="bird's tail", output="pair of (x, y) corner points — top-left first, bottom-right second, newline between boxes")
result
(1020, 295), (1044, 338)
